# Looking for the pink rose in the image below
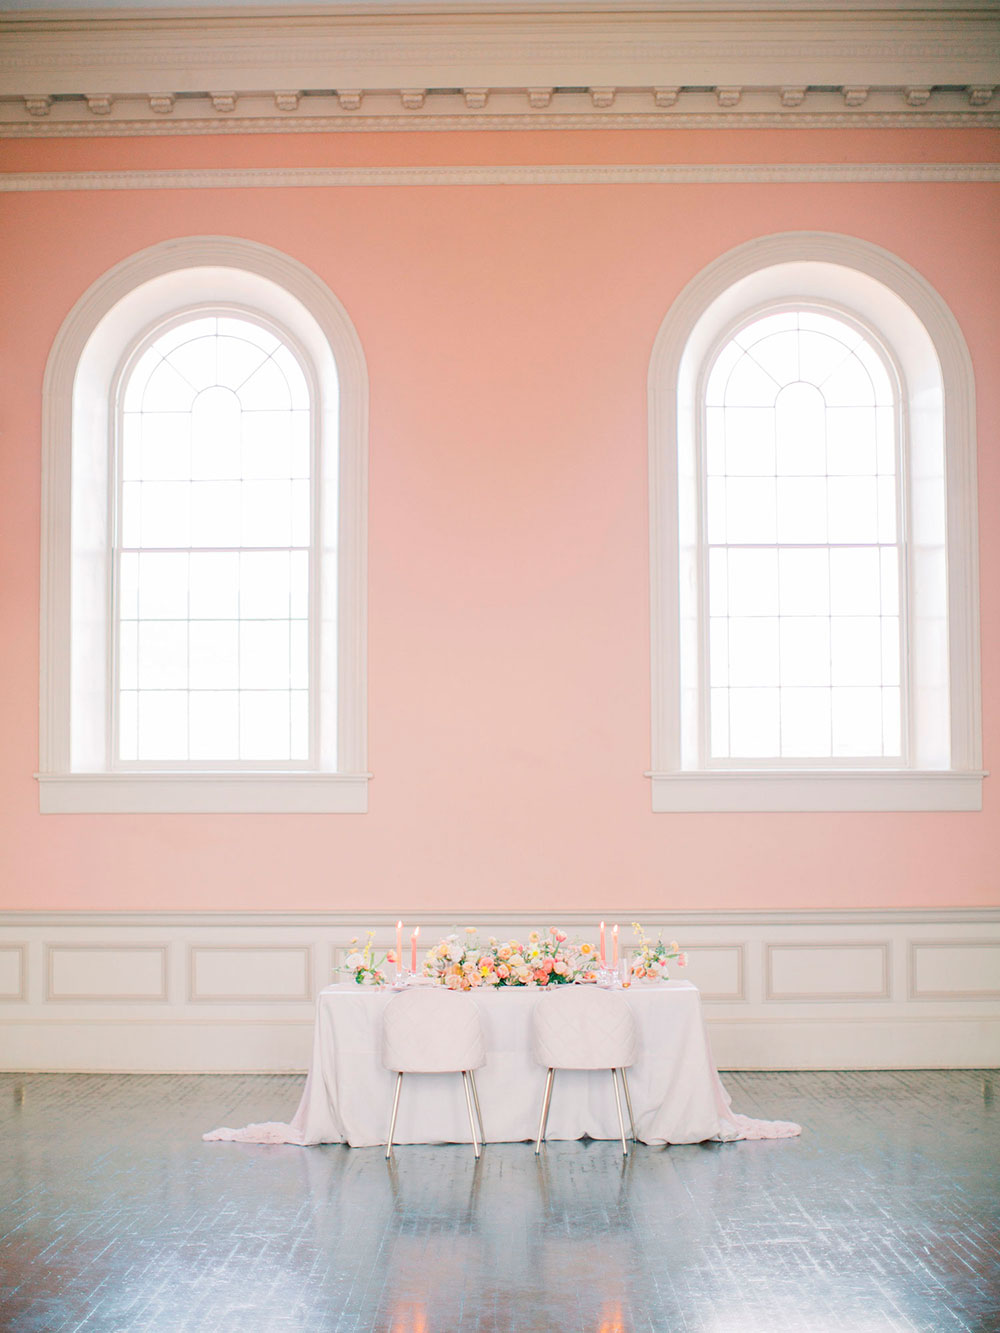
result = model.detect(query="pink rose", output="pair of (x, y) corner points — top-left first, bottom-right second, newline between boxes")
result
(677, 953), (687, 967)
(553, 959), (567, 975)
(497, 964), (510, 979)
(537, 973), (549, 985)
(555, 931), (567, 943)
(541, 958), (554, 973)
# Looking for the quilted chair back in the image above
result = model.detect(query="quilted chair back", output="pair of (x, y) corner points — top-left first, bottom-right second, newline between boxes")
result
(532, 987), (638, 1070)
(381, 989), (487, 1074)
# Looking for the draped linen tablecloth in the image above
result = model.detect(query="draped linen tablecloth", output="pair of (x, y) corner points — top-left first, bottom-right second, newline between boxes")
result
(206, 980), (800, 1148)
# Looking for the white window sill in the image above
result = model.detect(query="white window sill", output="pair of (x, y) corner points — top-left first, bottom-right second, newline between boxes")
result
(36, 773), (371, 814)
(647, 769), (986, 813)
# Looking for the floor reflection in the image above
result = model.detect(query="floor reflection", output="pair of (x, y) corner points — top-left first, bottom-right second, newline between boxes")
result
(0, 1071), (997, 1332)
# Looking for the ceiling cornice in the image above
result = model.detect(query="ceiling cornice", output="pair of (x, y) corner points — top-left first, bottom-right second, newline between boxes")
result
(1, 3), (997, 135)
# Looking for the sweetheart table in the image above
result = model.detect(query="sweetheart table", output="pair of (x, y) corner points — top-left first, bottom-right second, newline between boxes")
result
(206, 980), (800, 1148)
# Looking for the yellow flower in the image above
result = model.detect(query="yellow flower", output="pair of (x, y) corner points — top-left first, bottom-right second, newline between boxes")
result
(580, 943), (593, 955)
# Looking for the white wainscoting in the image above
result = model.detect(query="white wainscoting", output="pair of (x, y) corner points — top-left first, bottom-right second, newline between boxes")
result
(1, 910), (998, 1072)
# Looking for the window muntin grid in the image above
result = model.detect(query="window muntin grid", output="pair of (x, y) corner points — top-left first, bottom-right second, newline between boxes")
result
(701, 308), (904, 763)
(113, 312), (315, 766)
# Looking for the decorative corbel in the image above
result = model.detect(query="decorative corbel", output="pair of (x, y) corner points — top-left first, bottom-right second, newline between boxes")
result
(85, 95), (114, 116)
(715, 87), (742, 108)
(527, 88), (553, 109)
(590, 87), (616, 109)
(780, 87), (806, 108)
(842, 86), (869, 107)
(653, 87), (679, 109)
(400, 89), (426, 111)
(24, 95), (53, 117)
(149, 95), (176, 115)
(337, 91), (363, 111)
(211, 92), (237, 114)
(463, 89), (489, 110)
(903, 86), (931, 107)
(968, 86), (995, 107)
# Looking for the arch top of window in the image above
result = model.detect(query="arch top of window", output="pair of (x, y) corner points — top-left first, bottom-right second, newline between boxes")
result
(647, 233), (984, 813)
(702, 302), (900, 413)
(38, 237), (369, 814)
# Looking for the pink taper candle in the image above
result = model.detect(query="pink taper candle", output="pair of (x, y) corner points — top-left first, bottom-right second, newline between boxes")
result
(612, 924), (619, 966)
(411, 926), (420, 974)
(396, 920), (403, 970)
(599, 921), (606, 965)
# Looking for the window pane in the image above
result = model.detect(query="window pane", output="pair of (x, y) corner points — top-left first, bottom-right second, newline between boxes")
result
(724, 353), (778, 408)
(240, 621), (290, 690)
(140, 413), (192, 481)
(726, 478), (776, 544)
(779, 618), (830, 687)
(831, 687), (883, 757)
(240, 691), (291, 760)
(189, 621), (239, 690)
(189, 691), (240, 761)
(777, 477), (828, 544)
(140, 482), (191, 547)
(189, 552), (240, 620)
(723, 408), (775, 476)
(831, 617), (882, 687)
(729, 688), (779, 757)
(137, 553), (188, 620)
(778, 549), (830, 617)
(728, 618), (779, 687)
(829, 547), (880, 617)
(741, 329), (798, 388)
(138, 690), (188, 760)
(710, 688), (730, 757)
(828, 476), (878, 543)
(116, 313), (315, 768)
(780, 687), (832, 758)
(727, 548), (778, 616)
(704, 309), (903, 763)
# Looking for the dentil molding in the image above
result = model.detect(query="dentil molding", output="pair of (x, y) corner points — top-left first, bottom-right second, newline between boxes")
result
(0, 4), (997, 135)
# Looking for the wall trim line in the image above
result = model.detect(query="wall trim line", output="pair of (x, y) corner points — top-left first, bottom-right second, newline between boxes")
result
(2, 163), (999, 193)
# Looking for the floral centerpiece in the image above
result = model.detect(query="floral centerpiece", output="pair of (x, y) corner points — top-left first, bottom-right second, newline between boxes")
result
(342, 930), (388, 987)
(422, 927), (597, 990)
(629, 922), (687, 981)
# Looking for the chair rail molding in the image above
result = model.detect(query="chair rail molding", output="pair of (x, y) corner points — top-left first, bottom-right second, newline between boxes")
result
(1, 908), (997, 1073)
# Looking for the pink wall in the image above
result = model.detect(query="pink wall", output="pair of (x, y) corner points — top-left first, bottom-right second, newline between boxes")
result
(1, 128), (998, 912)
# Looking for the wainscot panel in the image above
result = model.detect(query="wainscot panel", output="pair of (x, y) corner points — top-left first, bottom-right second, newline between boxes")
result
(1, 911), (997, 1071)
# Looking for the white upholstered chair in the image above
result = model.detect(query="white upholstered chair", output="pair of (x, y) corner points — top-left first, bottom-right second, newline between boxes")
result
(532, 986), (639, 1156)
(381, 989), (487, 1159)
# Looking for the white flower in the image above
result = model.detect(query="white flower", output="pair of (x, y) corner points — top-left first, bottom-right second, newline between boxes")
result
(345, 952), (364, 969)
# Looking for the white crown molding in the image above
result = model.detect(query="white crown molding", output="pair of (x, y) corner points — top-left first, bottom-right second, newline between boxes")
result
(3, 162), (999, 191)
(0, 90), (997, 136)
(0, 5), (997, 135)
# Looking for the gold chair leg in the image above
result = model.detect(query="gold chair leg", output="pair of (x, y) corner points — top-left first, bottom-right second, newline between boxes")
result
(621, 1066), (638, 1143)
(462, 1071), (481, 1159)
(534, 1068), (555, 1154)
(385, 1072), (403, 1160)
(469, 1069), (486, 1146)
(611, 1068), (628, 1157)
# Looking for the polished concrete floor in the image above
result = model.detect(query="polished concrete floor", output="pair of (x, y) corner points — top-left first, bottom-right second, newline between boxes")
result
(1, 1070), (998, 1333)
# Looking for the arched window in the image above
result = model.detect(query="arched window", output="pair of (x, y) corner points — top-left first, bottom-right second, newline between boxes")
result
(648, 234), (982, 811)
(39, 238), (368, 813)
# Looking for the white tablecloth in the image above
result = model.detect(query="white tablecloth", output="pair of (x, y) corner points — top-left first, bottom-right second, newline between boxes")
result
(206, 981), (801, 1148)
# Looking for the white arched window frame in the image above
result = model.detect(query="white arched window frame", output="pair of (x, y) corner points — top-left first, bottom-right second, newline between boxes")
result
(38, 237), (369, 813)
(648, 233), (984, 812)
